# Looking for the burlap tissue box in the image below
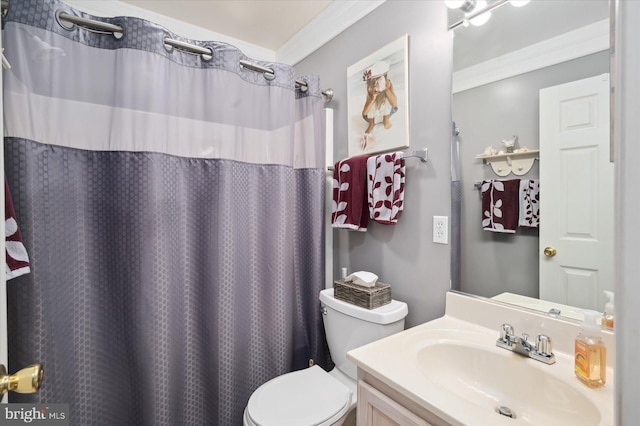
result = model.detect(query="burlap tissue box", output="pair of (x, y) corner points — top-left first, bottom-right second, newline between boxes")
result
(333, 280), (391, 309)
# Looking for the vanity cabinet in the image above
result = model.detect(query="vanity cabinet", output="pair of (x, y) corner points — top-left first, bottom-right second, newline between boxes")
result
(357, 381), (430, 426)
(356, 371), (450, 426)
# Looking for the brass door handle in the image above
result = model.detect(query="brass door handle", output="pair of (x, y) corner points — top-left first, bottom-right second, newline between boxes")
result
(544, 246), (557, 257)
(0, 363), (44, 396)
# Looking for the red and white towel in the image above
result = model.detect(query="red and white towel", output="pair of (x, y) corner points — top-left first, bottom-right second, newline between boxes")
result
(5, 178), (30, 279)
(367, 152), (405, 224)
(519, 179), (540, 228)
(481, 179), (520, 233)
(331, 155), (370, 231)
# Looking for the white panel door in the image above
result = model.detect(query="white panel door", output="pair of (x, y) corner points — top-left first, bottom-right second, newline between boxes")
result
(539, 74), (614, 311)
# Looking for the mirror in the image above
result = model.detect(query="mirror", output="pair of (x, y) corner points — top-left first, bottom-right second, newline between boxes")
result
(450, 0), (611, 321)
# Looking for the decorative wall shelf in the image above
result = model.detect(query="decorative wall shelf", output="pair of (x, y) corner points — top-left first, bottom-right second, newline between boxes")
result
(475, 150), (540, 177)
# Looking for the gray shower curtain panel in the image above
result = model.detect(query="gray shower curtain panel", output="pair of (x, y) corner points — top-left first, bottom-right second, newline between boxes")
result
(3, 1), (328, 425)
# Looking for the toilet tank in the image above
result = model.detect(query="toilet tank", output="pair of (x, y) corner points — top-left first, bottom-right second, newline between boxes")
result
(319, 288), (408, 380)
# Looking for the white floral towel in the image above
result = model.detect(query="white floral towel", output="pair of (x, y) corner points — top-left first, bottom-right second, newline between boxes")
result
(519, 179), (540, 228)
(367, 152), (405, 224)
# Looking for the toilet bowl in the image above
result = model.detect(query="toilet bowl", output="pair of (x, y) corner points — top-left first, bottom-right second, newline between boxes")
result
(243, 365), (353, 426)
(243, 288), (408, 426)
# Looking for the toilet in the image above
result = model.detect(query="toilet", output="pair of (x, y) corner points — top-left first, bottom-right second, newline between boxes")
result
(243, 287), (408, 426)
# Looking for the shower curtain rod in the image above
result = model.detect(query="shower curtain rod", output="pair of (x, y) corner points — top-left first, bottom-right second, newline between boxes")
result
(0, 1), (333, 103)
(238, 59), (333, 103)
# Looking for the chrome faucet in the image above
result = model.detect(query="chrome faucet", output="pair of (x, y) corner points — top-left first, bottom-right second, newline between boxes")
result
(496, 324), (555, 365)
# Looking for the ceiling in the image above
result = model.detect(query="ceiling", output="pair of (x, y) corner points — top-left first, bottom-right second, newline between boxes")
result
(119, 0), (334, 51)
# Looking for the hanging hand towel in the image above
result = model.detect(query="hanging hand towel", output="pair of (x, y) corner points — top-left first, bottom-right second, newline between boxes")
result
(519, 179), (540, 228)
(5, 178), (30, 279)
(481, 179), (520, 233)
(332, 155), (370, 231)
(367, 152), (406, 224)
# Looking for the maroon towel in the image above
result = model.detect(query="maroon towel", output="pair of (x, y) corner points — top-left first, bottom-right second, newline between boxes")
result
(331, 155), (370, 231)
(5, 178), (30, 279)
(481, 179), (520, 233)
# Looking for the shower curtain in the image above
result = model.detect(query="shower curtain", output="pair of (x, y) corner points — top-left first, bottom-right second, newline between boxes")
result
(3, 1), (328, 424)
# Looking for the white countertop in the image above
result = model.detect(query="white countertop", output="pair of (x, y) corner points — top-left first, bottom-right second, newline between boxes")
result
(347, 291), (614, 426)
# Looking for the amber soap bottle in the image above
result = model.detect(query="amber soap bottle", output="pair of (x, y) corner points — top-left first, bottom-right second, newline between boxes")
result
(574, 310), (606, 388)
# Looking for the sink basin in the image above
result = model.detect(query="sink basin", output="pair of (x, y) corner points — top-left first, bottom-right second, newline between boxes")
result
(347, 293), (613, 426)
(417, 342), (600, 425)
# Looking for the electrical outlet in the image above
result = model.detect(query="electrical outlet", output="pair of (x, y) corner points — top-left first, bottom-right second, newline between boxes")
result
(433, 216), (449, 244)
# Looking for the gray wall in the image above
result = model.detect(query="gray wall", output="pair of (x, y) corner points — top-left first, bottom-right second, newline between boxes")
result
(453, 51), (610, 299)
(295, 1), (453, 328)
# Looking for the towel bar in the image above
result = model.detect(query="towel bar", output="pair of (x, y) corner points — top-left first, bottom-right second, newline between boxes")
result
(327, 148), (428, 171)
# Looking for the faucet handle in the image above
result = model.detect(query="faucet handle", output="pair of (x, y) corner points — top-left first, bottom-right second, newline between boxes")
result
(500, 324), (514, 341)
(536, 334), (553, 356)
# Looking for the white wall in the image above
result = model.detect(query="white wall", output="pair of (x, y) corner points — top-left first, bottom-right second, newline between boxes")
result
(614, 1), (640, 424)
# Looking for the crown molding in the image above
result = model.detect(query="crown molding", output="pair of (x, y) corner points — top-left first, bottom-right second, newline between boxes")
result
(453, 19), (609, 94)
(276, 0), (386, 65)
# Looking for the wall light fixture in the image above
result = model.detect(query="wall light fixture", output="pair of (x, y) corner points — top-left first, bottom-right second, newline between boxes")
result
(448, 0), (530, 30)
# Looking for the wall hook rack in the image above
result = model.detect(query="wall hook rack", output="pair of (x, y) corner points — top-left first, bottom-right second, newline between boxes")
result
(475, 150), (539, 177)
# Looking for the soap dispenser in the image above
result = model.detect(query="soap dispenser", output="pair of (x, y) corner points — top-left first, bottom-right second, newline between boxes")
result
(602, 291), (614, 330)
(575, 310), (606, 388)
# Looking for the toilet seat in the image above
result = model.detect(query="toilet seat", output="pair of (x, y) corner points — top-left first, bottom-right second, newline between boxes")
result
(245, 365), (352, 426)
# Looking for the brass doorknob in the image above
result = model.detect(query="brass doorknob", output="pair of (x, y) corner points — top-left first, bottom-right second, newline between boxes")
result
(0, 363), (44, 396)
(544, 246), (557, 257)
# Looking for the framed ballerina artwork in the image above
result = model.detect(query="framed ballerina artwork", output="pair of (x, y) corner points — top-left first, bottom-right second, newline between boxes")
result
(346, 34), (409, 157)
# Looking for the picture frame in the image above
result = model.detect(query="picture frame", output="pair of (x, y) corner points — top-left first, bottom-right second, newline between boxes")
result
(346, 34), (409, 157)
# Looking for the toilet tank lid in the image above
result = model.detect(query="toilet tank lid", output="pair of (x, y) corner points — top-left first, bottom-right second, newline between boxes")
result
(319, 288), (408, 325)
